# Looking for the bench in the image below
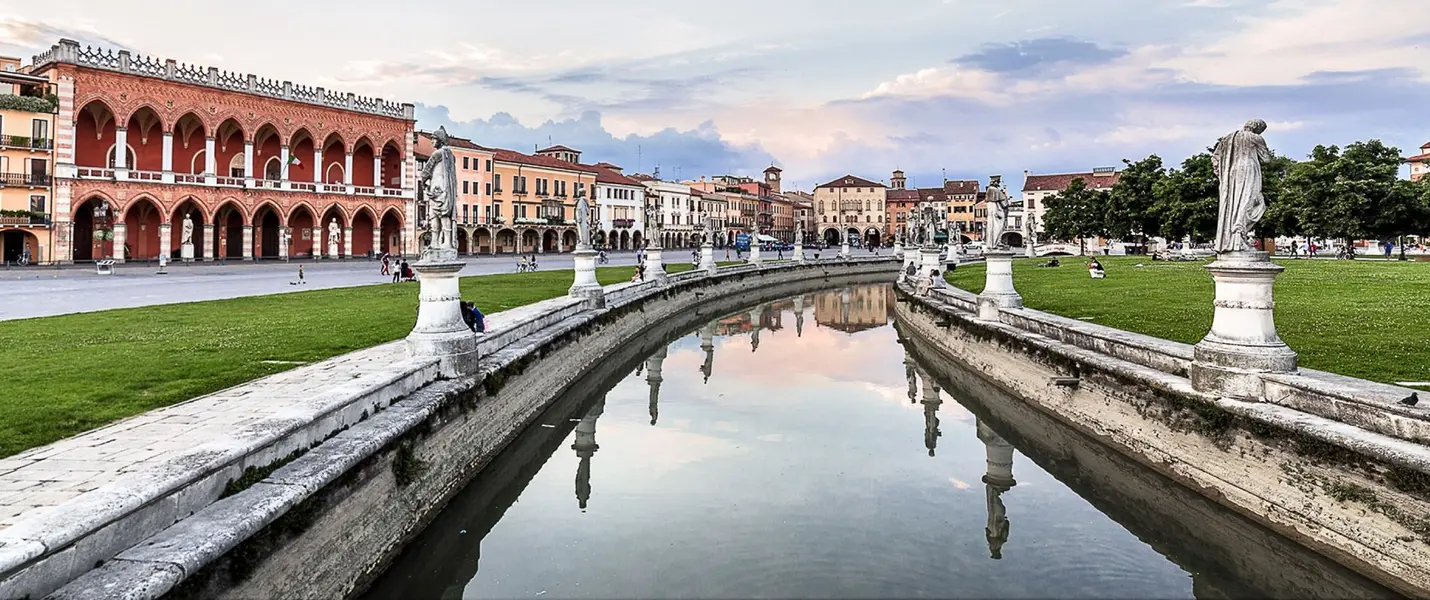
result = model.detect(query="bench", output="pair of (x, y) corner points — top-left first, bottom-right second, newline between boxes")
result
(95, 259), (115, 275)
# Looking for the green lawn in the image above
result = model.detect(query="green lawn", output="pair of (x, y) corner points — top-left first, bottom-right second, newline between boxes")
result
(947, 256), (1430, 385)
(0, 264), (702, 458)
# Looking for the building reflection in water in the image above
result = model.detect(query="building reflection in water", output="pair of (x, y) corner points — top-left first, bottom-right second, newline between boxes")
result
(977, 418), (1016, 560)
(645, 346), (666, 426)
(812, 285), (894, 334)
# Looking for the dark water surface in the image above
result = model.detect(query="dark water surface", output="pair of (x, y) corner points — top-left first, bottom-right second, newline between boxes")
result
(365, 284), (1397, 600)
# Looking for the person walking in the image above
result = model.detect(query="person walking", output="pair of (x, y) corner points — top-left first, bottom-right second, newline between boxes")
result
(392, 259), (402, 283)
(380, 255), (390, 276)
(297, 264), (306, 285)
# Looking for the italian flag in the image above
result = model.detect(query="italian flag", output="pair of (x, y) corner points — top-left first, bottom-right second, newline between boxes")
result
(287, 154), (301, 166)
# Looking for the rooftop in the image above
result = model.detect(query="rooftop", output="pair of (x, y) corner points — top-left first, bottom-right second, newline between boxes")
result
(30, 39), (413, 120)
(816, 174), (885, 189)
(1024, 170), (1122, 192)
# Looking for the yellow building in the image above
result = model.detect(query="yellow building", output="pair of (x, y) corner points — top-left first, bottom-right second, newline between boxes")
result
(0, 58), (55, 264)
(814, 174), (885, 247)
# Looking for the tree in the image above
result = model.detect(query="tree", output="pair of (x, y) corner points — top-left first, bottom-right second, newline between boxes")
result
(1106, 155), (1166, 253)
(1282, 140), (1409, 256)
(1256, 153), (1299, 240)
(1042, 178), (1110, 255)
(1152, 153), (1218, 246)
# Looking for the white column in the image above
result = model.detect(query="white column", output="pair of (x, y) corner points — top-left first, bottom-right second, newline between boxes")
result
(202, 224), (214, 261)
(158, 223), (172, 259)
(278, 226), (289, 258)
(160, 132), (173, 183)
(242, 226), (253, 261)
(311, 227), (322, 258)
(400, 158), (409, 190)
(313, 149), (322, 183)
(373, 154), (383, 189)
(372, 228), (382, 256)
(343, 227), (353, 258)
(204, 136), (216, 185)
(113, 127), (129, 175)
(344, 153), (354, 185)
(112, 222), (127, 264)
(279, 145), (291, 182)
(243, 141), (254, 187)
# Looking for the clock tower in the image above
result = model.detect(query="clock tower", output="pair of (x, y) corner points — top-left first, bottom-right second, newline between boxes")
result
(763, 165), (783, 194)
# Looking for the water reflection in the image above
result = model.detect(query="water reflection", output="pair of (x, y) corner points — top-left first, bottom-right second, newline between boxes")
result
(365, 284), (1398, 600)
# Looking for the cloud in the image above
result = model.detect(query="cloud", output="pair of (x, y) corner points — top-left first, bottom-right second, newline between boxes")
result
(953, 37), (1129, 74)
(0, 16), (130, 53)
(416, 104), (776, 179)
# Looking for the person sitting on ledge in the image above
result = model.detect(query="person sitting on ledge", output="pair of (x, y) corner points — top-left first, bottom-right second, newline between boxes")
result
(460, 301), (486, 333)
(1088, 257), (1106, 279)
(916, 270), (939, 296)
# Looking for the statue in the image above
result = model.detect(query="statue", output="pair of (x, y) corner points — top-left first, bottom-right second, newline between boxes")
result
(985, 485), (1010, 559)
(575, 194), (592, 249)
(418, 126), (458, 253)
(328, 218), (341, 256)
(1212, 119), (1272, 253)
(180, 213), (194, 246)
(923, 206), (938, 247)
(985, 175), (1010, 249)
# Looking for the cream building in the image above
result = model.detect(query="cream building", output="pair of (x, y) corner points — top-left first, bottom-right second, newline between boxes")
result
(814, 174), (885, 247)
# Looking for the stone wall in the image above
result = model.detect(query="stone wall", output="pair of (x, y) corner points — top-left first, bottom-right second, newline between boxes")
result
(896, 283), (1430, 597)
(43, 257), (898, 600)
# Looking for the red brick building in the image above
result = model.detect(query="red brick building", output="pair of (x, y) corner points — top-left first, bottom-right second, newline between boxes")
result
(30, 39), (417, 263)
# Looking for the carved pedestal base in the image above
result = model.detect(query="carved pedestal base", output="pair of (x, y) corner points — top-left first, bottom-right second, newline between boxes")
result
(892, 243), (903, 259)
(978, 250), (1022, 321)
(793, 242), (805, 263)
(699, 244), (717, 272)
(180, 243), (194, 263)
(840, 242), (850, 259)
(1189, 251), (1297, 399)
(569, 249), (605, 307)
(405, 258), (479, 377)
(645, 247), (667, 282)
(748, 243), (762, 265)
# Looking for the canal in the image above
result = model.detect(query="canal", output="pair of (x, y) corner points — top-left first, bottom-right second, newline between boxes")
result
(364, 284), (1396, 600)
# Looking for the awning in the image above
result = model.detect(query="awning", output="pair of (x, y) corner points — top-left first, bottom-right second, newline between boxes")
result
(756, 234), (778, 242)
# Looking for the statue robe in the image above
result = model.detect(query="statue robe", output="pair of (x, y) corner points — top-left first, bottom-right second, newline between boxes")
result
(985, 186), (1010, 248)
(1212, 129), (1272, 253)
(422, 145), (458, 222)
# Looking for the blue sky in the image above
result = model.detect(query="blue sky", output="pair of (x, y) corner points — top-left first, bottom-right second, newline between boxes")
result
(1, 0), (1426, 189)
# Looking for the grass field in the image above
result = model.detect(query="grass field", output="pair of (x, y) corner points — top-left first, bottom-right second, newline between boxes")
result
(0, 264), (708, 458)
(947, 256), (1430, 385)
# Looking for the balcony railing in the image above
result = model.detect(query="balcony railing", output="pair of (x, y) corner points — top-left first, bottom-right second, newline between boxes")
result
(612, 218), (635, 228)
(481, 217), (506, 226)
(0, 173), (51, 186)
(72, 167), (414, 198)
(0, 135), (53, 150)
(0, 213), (50, 226)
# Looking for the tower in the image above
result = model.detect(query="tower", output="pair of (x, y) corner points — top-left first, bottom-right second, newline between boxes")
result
(891, 169), (906, 190)
(764, 165), (782, 194)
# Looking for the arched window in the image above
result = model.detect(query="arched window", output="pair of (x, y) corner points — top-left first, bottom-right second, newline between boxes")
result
(106, 144), (136, 169)
(264, 157), (282, 180)
(190, 150), (206, 174)
(229, 153), (245, 178)
(326, 163), (344, 184)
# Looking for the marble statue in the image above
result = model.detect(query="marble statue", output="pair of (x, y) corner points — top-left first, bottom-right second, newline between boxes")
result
(985, 175), (1010, 249)
(923, 206), (938, 247)
(986, 485), (1010, 559)
(576, 195), (592, 249)
(1212, 119), (1272, 254)
(645, 201), (662, 243)
(418, 126), (458, 252)
(328, 218), (341, 256)
(180, 213), (194, 245)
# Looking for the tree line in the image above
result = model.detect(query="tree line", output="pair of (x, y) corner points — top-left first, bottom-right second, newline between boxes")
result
(1040, 140), (1430, 255)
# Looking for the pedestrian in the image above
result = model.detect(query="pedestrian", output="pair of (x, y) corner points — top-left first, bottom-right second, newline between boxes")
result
(460, 301), (485, 333)
(519, 256), (528, 273)
(632, 264), (645, 282)
(380, 255), (390, 276)
(297, 264), (306, 285)
(725, 248), (730, 260)
(399, 260), (412, 282)
(530, 254), (538, 270)
(392, 259), (402, 283)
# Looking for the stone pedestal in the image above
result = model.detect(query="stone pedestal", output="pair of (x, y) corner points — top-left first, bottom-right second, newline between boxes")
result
(901, 249), (919, 283)
(793, 241), (804, 262)
(1189, 252), (1297, 399)
(748, 242), (761, 265)
(646, 247), (667, 282)
(892, 242), (903, 259)
(569, 248), (605, 306)
(919, 246), (944, 287)
(699, 244), (717, 272)
(405, 251), (480, 377)
(180, 242), (194, 262)
(840, 242), (850, 259)
(977, 250), (1022, 321)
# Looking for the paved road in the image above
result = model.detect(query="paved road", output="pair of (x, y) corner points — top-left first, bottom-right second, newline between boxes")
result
(0, 252), (654, 321)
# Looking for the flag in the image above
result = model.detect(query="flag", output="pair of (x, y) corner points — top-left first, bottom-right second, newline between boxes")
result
(287, 154), (301, 166)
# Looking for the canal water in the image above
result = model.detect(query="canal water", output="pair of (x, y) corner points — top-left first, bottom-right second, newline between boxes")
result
(365, 284), (1396, 600)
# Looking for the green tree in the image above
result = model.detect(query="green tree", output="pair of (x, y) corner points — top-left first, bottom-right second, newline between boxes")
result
(1283, 140), (1409, 257)
(1106, 155), (1166, 253)
(1152, 153), (1218, 246)
(1042, 178), (1109, 255)
(1256, 153), (1299, 240)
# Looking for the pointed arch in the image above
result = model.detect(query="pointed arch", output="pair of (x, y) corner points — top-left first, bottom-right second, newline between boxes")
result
(215, 118), (246, 178)
(173, 112), (208, 175)
(124, 105), (165, 171)
(289, 127), (316, 182)
(76, 99), (118, 168)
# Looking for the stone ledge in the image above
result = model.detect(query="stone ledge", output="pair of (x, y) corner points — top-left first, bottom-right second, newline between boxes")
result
(9, 257), (901, 599)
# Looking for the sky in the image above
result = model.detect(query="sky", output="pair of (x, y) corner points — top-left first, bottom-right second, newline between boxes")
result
(1, 0), (1426, 190)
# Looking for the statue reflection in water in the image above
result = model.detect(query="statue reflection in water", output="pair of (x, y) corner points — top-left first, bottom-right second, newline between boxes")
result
(793, 295), (806, 337)
(748, 306), (762, 352)
(645, 346), (667, 426)
(977, 418), (1016, 559)
(905, 351), (919, 405)
(572, 394), (606, 510)
(918, 367), (942, 457)
(699, 324), (715, 384)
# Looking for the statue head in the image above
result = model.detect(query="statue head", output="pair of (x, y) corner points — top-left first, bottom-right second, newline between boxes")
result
(1243, 119), (1267, 134)
(433, 126), (449, 148)
(989, 175), (1002, 187)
